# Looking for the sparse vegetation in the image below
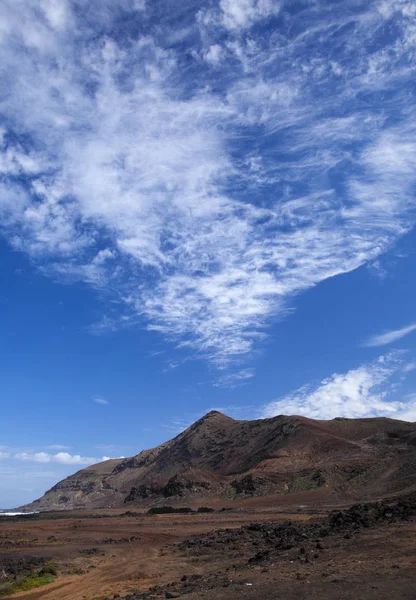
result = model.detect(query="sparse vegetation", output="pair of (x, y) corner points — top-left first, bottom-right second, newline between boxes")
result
(0, 557), (57, 597)
(0, 572), (55, 597)
(39, 560), (58, 576)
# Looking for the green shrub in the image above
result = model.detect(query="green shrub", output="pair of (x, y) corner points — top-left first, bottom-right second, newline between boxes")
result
(39, 561), (57, 576)
(0, 582), (14, 596)
(0, 573), (55, 597)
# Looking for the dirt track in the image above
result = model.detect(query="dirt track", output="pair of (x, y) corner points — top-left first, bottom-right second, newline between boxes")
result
(0, 510), (307, 600)
(1, 500), (415, 600)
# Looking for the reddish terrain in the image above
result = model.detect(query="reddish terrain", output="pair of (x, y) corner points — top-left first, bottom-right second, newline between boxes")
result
(4, 412), (415, 599)
(22, 412), (416, 512)
(1, 494), (415, 600)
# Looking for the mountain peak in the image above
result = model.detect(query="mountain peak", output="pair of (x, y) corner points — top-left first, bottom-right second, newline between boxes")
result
(20, 413), (416, 512)
(194, 410), (235, 425)
(204, 410), (227, 418)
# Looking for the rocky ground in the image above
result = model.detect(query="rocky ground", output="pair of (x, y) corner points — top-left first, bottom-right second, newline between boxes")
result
(119, 493), (416, 600)
(1, 494), (415, 600)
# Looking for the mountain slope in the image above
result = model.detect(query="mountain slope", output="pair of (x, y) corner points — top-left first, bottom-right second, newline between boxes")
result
(22, 411), (416, 511)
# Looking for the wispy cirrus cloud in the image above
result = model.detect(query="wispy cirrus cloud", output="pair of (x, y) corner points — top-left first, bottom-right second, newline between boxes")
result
(10, 452), (113, 466)
(0, 1), (415, 368)
(93, 397), (110, 405)
(46, 444), (71, 450)
(213, 368), (255, 388)
(364, 323), (416, 347)
(198, 0), (281, 31)
(95, 444), (121, 452)
(262, 352), (416, 421)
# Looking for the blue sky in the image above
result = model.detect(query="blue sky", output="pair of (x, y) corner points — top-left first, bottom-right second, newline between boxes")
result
(0, 0), (416, 507)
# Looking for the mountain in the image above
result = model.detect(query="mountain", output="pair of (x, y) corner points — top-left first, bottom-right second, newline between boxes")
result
(21, 411), (416, 511)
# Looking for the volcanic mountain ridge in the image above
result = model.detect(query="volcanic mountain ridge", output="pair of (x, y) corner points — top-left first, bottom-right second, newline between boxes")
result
(22, 411), (416, 511)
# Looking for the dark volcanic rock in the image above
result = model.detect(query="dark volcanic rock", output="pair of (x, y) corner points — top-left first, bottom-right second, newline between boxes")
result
(116, 494), (416, 600)
(21, 411), (416, 511)
(178, 493), (416, 564)
(329, 493), (416, 529)
(0, 555), (47, 578)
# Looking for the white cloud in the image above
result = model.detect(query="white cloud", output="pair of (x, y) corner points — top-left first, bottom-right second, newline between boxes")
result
(39, 0), (72, 30)
(262, 353), (416, 421)
(132, 0), (146, 10)
(46, 444), (71, 450)
(364, 323), (416, 347)
(93, 397), (109, 405)
(0, 452), (10, 459)
(204, 44), (223, 65)
(199, 0), (280, 31)
(0, 1), (415, 367)
(397, 394), (416, 421)
(214, 368), (255, 388)
(12, 452), (112, 465)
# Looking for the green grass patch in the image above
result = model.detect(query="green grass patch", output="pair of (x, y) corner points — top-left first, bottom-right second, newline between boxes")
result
(0, 572), (55, 597)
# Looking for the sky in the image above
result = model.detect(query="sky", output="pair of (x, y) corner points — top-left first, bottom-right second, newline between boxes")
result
(0, 0), (416, 508)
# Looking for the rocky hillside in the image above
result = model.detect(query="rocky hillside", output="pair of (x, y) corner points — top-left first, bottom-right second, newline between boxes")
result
(21, 411), (416, 511)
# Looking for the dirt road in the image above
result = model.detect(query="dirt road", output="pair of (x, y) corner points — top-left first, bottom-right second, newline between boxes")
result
(1, 502), (415, 600)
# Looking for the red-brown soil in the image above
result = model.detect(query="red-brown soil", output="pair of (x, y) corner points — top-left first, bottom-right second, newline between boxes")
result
(2, 494), (416, 600)
(22, 412), (416, 512)
(9, 412), (416, 599)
